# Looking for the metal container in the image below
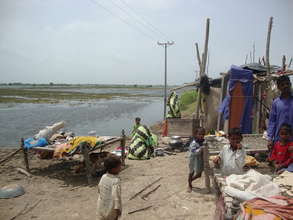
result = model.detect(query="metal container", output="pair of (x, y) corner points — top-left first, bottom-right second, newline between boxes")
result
(169, 136), (183, 149)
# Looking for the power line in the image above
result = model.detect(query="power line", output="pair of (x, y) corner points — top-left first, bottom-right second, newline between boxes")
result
(89, 0), (157, 41)
(107, 0), (165, 41)
(117, 0), (170, 40)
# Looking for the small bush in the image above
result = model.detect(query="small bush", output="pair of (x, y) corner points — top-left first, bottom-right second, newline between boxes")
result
(180, 90), (197, 110)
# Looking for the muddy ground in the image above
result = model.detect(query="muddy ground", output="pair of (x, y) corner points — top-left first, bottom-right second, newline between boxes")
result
(0, 143), (216, 220)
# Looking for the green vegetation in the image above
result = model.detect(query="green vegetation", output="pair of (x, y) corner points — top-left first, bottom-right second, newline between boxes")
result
(0, 88), (153, 104)
(180, 90), (197, 111)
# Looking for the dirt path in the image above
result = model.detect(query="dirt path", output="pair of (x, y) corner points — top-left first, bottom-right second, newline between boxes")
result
(0, 148), (215, 220)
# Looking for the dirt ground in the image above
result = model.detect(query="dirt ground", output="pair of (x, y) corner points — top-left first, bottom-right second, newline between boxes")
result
(0, 145), (216, 220)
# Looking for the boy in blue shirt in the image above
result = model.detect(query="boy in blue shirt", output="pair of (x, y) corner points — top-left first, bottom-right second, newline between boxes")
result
(187, 127), (205, 192)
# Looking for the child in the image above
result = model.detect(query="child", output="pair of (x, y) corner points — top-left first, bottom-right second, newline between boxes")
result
(269, 123), (293, 173)
(187, 127), (205, 192)
(213, 128), (246, 176)
(267, 75), (293, 150)
(97, 156), (122, 220)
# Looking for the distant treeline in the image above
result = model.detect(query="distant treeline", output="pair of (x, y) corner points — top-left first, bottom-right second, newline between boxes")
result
(0, 82), (169, 88)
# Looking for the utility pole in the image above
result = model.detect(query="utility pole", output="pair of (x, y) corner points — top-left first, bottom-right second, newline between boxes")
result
(157, 41), (174, 120)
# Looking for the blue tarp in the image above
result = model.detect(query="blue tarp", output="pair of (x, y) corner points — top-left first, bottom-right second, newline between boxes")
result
(219, 65), (254, 134)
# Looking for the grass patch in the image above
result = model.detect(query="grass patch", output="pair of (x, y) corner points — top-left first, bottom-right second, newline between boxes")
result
(180, 90), (197, 111)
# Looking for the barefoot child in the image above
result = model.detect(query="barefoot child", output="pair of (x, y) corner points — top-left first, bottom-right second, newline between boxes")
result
(187, 127), (205, 192)
(269, 123), (293, 173)
(97, 156), (122, 220)
(213, 128), (246, 176)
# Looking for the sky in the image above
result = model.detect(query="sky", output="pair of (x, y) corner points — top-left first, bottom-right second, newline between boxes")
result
(0, 0), (292, 85)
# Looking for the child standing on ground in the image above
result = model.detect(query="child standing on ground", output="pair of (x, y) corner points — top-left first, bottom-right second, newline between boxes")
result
(97, 156), (122, 220)
(187, 127), (205, 192)
(213, 128), (246, 176)
(269, 123), (293, 173)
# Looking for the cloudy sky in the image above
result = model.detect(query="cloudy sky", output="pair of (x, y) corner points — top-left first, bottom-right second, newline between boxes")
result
(0, 0), (292, 85)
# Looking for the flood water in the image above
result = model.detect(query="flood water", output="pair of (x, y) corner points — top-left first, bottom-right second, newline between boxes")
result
(0, 88), (164, 147)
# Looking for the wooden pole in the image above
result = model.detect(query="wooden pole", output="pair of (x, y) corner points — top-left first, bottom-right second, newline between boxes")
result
(262, 56), (266, 66)
(201, 18), (210, 75)
(21, 138), (30, 172)
(282, 55), (286, 71)
(120, 129), (126, 166)
(195, 18), (210, 121)
(195, 42), (202, 75)
(203, 142), (211, 192)
(217, 74), (225, 131)
(255, 83), (262, 133)
(288, 58), (293, 68)
(266, 17), (273, 75)
(81, 143), (93, 185)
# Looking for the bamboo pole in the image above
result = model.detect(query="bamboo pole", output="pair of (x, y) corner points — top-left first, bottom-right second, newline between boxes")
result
(266, 17), (273, 75)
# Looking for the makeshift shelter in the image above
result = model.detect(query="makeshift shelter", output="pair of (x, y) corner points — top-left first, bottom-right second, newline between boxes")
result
(219, 65), (254, 134)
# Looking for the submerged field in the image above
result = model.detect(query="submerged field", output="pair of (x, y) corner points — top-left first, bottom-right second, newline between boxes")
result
(0, 85), (164, 104)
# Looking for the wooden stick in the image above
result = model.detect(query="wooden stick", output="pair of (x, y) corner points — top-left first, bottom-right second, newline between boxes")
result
(22, 199), (42, 215)
(120, 129), (126, 166)
(129, 177), (162, 200)
(16, 168), (32, 177)
(0, 148), (21, 165)
(21, 138), (30, 172)
(128, 206), (152, 215)
(266, 17), (273, 75)
(81, 143), (93, 185)
(288, 58), (292, 68)
(141, 184), (161, 200)
(9, 203), (29, 220)
(170, 82), (198, 91)
(10, 199), (42, 220)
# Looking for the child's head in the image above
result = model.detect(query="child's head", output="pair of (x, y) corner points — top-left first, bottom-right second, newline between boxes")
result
(228, 128), (242, 148)
(279, 123), (292, 142)
(135, 117), (141, 125)
(104, 156), (122, 175)
(276, 75), (291, 94)
(193, 127), (205, 141)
